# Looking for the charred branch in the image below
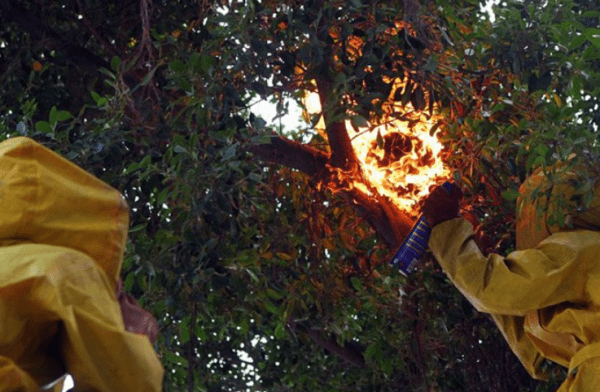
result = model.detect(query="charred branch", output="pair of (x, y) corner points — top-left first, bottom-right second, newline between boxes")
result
(325, 121), (361, 171)
(249, 135), (414, 247)
(315, 78), (361, 172)
(248, 135), (328, 177)
(347, 187), (412, 247)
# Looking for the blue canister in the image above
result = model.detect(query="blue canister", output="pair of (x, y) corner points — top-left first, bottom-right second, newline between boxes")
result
(389, 181), (453, 275)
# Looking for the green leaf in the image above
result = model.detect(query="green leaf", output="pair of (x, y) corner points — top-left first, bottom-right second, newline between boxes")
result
(263, 300), (279, 314)
(246, 268), (259, 283)
(222, 144), (238, 161)
(170, 60), (187, 73)
(57, 110), (72, 121)
(534, 144), (549, 156)
(583, 45), (600, 61)
(375, 23), (388, 34)
(111, 56), (121, 71)
(179, 78), (193, 93)
(129, 223), (146, 233)
(164, 352), (188, 366)
(200, 54), (216, 75)
(266, 288), (283, 300)
(581, 10), (600, 17)
(381, 358), (393, 377)
(123, 162), (140, 175)
(157, 187), (169, 204)
(139, 65), (158, 86)
(585, 28), (600, 38)
(350, 276), (362, 291)
(502, 189), (520, 201)
(98, 67), (115, 79)
(376, 129), (384, 149)
(49, 106), (58, 126)
(251, 82), (268, 97)
(124, 272), (135, 291)
(334, 72), (346, 85)
(274, 323), (285, 339)
(172, 134), (187, 146)
(91, 91), (101, 104)
(196, 326), (207, 341)
(248, 173), (263, 182)
(583, 189), (594, 208)
(250, 134), (272, 144)
(569, 33), (588, 50)
(364, 342), (379, 360)
(189, 52), (201, 73)
(351, 115), (369, 129)
(588, 36), (600, 49)
(35, 121), (52, 133)
(532, 156), (546, 168)
(180, 325), (190, 344)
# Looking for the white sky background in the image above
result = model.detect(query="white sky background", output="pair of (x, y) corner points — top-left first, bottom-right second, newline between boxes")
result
(56, 1), (500, 391)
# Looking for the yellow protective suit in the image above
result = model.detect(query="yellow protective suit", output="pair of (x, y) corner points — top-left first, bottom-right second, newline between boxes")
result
(429, 169), (600, 391)
(0, 137), (164, 391)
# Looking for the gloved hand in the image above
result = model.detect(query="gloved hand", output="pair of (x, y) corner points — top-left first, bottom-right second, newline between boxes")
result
(422, 183), (463, 227)
(116, 279), (159, 344)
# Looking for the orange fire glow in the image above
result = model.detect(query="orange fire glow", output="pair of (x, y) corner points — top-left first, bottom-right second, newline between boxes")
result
(303, 88), (450, 217)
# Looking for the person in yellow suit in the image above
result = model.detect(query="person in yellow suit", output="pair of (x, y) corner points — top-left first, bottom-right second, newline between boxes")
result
(423, 171), (600, 391)
(0, 137), (164, 391)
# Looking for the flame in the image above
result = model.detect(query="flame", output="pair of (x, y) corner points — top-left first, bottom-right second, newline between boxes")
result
(347, 114), (449, 215)
(303, 86), (450, 217)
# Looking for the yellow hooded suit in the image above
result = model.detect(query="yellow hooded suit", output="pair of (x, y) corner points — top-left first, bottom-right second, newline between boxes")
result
(429, 169), (600, 391)
(0, 137), (163, 391)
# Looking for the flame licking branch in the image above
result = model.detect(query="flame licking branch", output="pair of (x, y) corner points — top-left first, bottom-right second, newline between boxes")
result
(303, 83), (450, 217)
(347, 110), (449, 216)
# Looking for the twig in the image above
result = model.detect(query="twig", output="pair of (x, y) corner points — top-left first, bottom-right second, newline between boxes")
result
(0, 46), (27, 87)
(75, 0), (120, 56)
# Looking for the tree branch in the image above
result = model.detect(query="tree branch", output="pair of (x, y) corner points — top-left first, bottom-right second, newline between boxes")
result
(3, 0), (110, 70)
(248, 135), (413, 247)
(315, 79), (361, 171)
(75, 0), (120, 57)
(347, 188), (413, 247)
(248, 135), (328, 177)
(302, 327), (365, 368)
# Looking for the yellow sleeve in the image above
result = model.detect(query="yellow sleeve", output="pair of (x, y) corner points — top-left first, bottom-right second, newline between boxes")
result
(429, 218), (598, 316)
(0, 244), (164, 392)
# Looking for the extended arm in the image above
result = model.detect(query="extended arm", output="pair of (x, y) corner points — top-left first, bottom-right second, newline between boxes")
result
(429, 217), (598, 315)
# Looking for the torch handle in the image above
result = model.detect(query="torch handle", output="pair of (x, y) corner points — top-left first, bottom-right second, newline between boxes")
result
(389, 181), (453, 276)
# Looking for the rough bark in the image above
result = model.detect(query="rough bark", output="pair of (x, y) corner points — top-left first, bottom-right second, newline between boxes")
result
(248, 136), (328, 177)
(315, 78), (362, 172)
(349, 186), (413, 247)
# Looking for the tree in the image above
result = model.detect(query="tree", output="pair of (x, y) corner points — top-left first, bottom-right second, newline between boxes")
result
(1, 0), (598, 390)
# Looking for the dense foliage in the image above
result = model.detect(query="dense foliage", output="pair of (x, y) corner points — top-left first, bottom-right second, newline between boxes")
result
(1, 0), (599, 390)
